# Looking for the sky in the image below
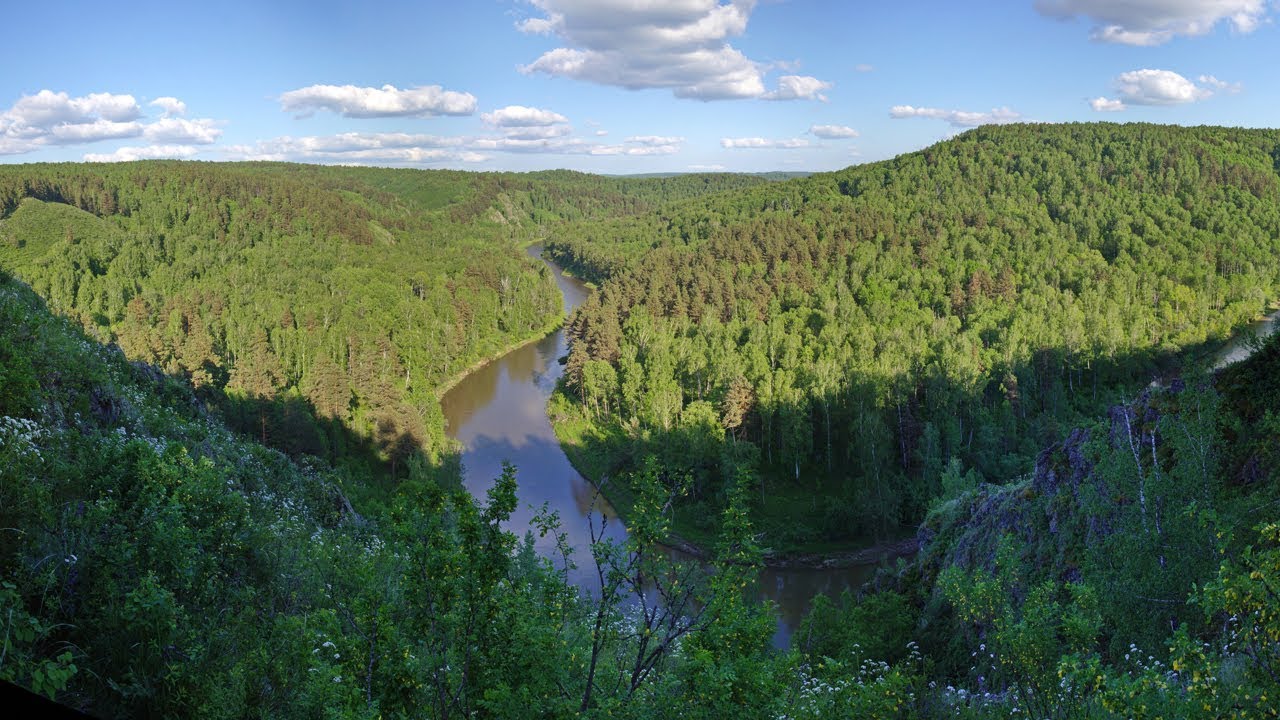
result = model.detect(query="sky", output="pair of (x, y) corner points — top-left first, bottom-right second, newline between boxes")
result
(0, 0), (1276, 174)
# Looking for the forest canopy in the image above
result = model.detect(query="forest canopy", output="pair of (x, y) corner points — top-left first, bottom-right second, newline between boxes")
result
(2, 124), (1279, 718)
(0, 162), (764, 502)
(548, 122), (1280, 547)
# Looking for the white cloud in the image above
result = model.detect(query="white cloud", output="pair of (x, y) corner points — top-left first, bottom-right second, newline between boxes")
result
(888, 105), (1022, 127)
(469, 136), (585, 153)
(481, 105), (569, 127)
(143, 117), (222, 144)
(854, 63), (874, 73)
(306, 147), (461, 163)
(1089, 69), (1226, 110)
(1114, 68), (1212, 104)
(0, 90), (224, 155)
(225, 129), (683, 165)
(481, 106), (574, 140)
(84, 145), (199, 162)
(809, 124), (859, 139)
(721, 137), (810, 149)
(279, 83), (477, 118)
(322, 132), (464, 150)
(0, 137), (37, 155)
(241, 132), (461, 157)
(517, 0), (830, 101)
(588, 144), (681, 156)
(2, 90), (141, 130)
(149, 97), (186, 117)
(763, 75), (832, 101)
(1198, 74), (1243, 93)
(481, 103), (570, 126)
(501, 125), (575, 140)
(626, 135), (684, 146)
(688, 163), (727, 171)
(47, 119), (144, 144)
(1035, 0), (1268, 45)
(225, 135), (467, 164)
(1090, 96), (1127, 111)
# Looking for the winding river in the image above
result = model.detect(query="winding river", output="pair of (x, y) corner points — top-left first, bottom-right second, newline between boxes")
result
(443, 245), (1280, 647)
(440, 246), (883, 646)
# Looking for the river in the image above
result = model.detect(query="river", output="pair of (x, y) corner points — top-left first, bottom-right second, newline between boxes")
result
(1213, 308), (1280, 368)
(440, 245), (884, 647)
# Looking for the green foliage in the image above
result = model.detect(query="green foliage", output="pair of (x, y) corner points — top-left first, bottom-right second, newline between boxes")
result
(941, 537), (1106, 717)
(4, 136), (1280, 718)
(0, 582), (78, 700)
(796, 590), (917, 667)
(0, 164), (569, 489)
(552, 123), (1280, 547)
(1198, 522), (1280, 710)
(1079, 383), (1225, 654)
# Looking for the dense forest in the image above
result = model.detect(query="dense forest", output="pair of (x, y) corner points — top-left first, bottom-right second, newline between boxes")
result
(2, 124), (1279, 717)
(549, 123), (1280, 548)
(0, 163), (764, 505)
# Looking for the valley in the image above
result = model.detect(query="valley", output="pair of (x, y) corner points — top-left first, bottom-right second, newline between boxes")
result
(2, 124), (1280, 717)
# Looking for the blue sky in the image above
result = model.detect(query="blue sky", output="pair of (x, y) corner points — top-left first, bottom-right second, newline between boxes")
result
(1, 0), (1276, 173)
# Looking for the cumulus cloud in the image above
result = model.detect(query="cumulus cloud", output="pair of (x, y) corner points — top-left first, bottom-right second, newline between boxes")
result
(763, 75), (832, 101)
(0, 90), (221, 156)
(46, 119), (144, 144)
(225, 134), (470, 163)
(517, 0), (830, 101)
(584, 134), (684, 154)
(224, 129), (683, 165)
(688, 163), (727, 171)
(1114, 68), (1213, 104)
(627, 135), (684, 146)
(480, 105), (574, 140)
(501, 125), (575, 141)
(143, 117), (222, 144)
(888, 105), (1022, 127)
(588, 141), (682, 156)
(1035, 0), (1268, 45)
(241, 133), (462, 157)
(149, 97), (187, 117)
(84, 145), (199, 162)
(721, 137), (810, 149)
(854, 63), (875, 73)
(279, 83), (477, 118)
(1, 90), (141, 132)
(809, 124), (859, 139)
(481, 105), (569, 127)
(1089, 96), (1127, 111)
(1089, 69), (1228, 110)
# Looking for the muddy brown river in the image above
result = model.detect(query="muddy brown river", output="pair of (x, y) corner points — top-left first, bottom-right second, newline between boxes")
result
(440, 245), (886, 646)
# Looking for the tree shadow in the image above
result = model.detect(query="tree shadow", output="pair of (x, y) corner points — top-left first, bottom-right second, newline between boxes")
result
(556, 335), (1232, 553)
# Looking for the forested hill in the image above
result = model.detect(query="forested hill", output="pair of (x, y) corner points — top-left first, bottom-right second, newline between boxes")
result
(0, 162), (764, 503)
(549, 123), (1280, 548)
(3, 129), (1280, 718)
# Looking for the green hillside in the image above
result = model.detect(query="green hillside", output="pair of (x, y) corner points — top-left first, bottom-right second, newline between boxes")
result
(4, 248), (1279, 718)
(0, 163), (763, 506)
(2, 126), (1279, 717)
(548, 123), (1280, 549)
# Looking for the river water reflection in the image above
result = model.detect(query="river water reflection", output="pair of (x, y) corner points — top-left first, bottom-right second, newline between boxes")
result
(441, 245), (892, 647)
(1213, 308), (1280, 368)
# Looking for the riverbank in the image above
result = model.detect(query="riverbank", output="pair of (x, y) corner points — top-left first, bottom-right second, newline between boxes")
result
(432, 312), (564, 401)
(547, 385), (920, 570)
(432, 246), (569, 400)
